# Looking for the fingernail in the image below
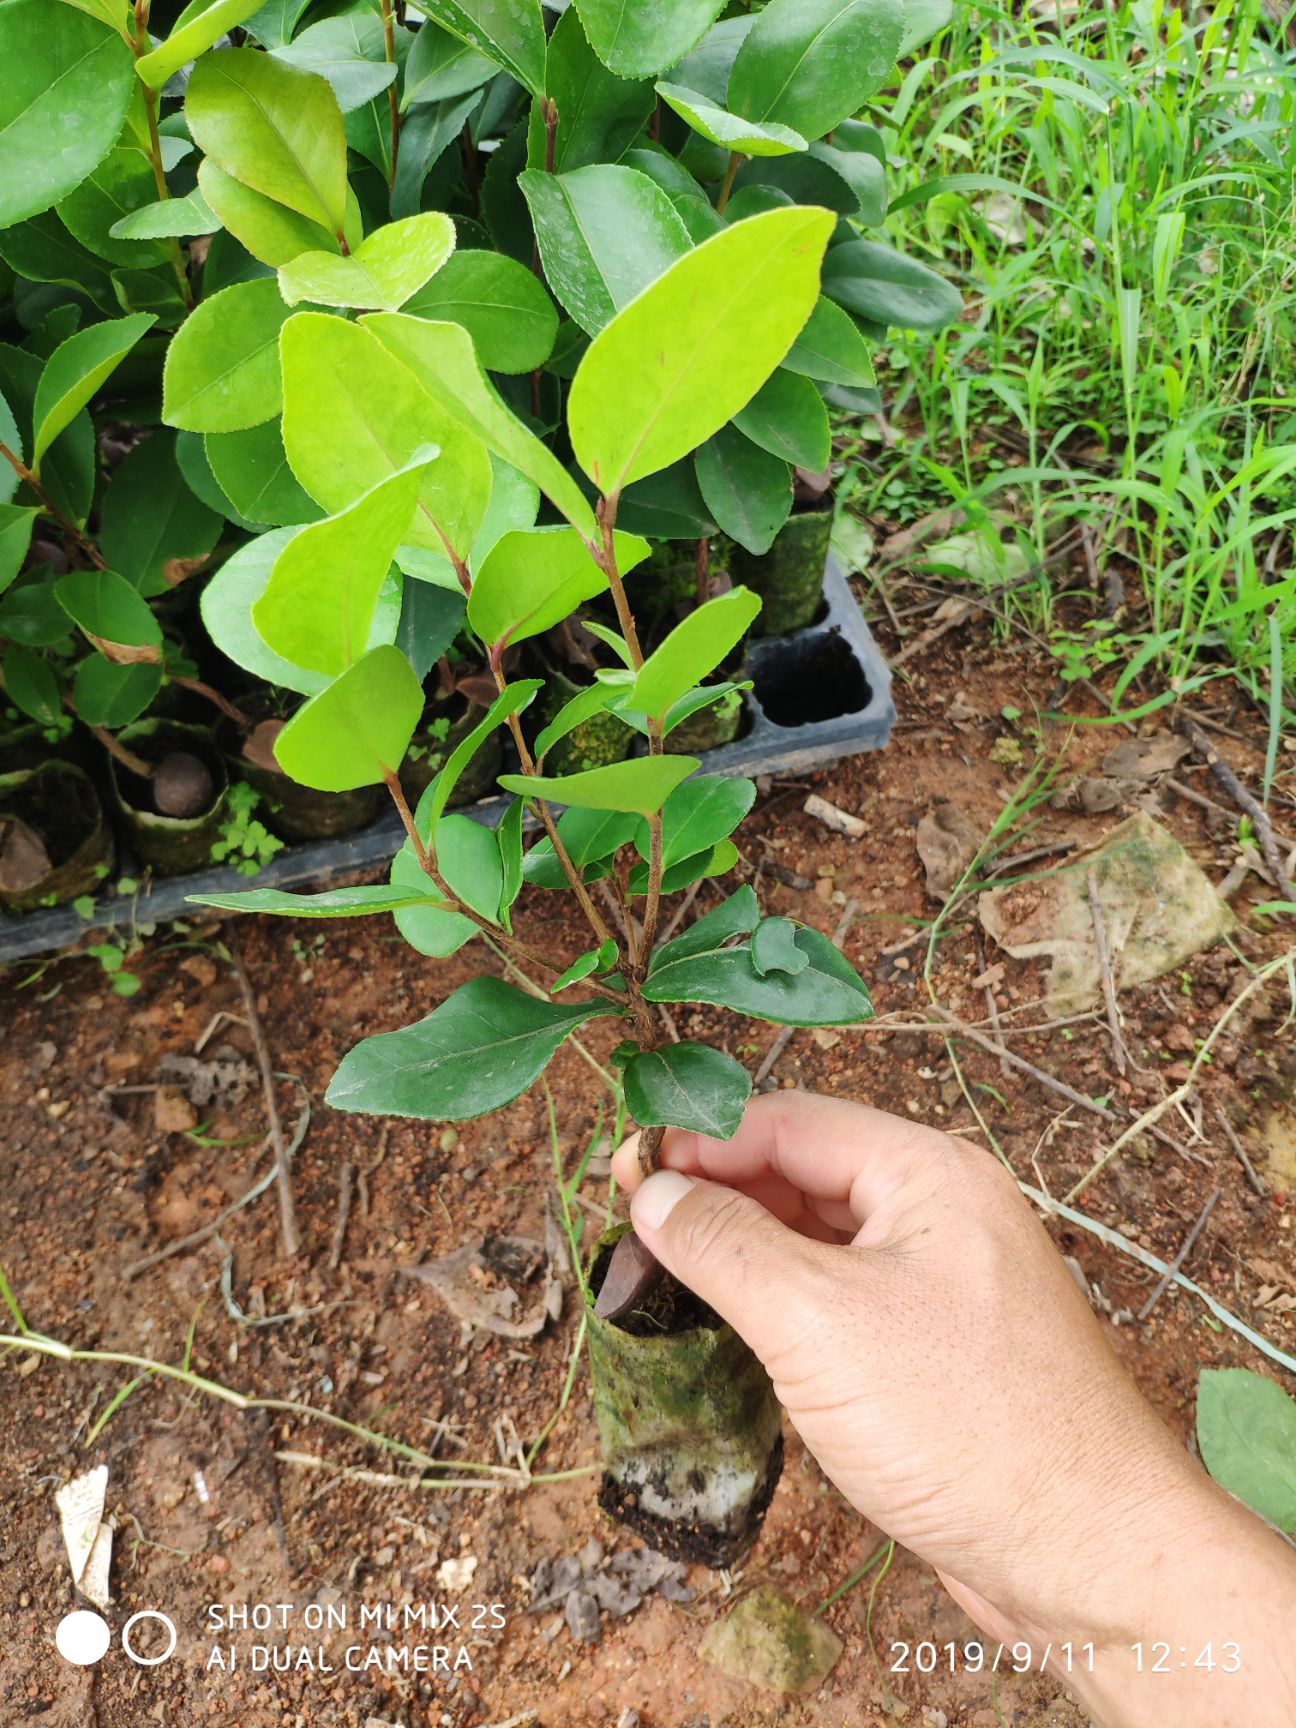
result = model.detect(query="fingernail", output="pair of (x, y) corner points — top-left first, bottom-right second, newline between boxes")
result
(632, 1170), (694, 1232)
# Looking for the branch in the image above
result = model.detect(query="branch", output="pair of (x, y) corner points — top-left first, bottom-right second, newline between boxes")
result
(0, 440), (106, 569)
(380, 0), (401, 192)
(228, 942), (302, 1257)
(131, 0), (194, 312)
(1180, 716), (1296, 903)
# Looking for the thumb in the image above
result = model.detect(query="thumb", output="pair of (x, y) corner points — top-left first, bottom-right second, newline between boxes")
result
(629, 1169), (831, 1372)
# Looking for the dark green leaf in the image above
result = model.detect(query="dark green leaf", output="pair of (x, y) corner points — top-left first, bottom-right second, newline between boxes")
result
(325, 976), (615, 1118)
(668, 16), (755, 105)
(272, 13), (397, 114)
(205, 420), (324, 528)
(810, 141), (886, 226)
(733, 369), (832, 470)
(522, 806), (641, 888)
(497, 795), (524, 926)
(390, 845), (479, 956)
(576, 0), (728, 79)
(0, 571), (70, 647)
(651, 884), (759, 963)
(73, 656), (162, 727)
(531, 6), (655, 171)
(403, 18), (496, 106)
(695, 426), (792, 555)
(99, 431), (221, 597)
(404, 250), (558, 373)
(645, 921), (873, 1025)
(728, 0), (904, 141)
(397, 580), (466, 683)
(0, 505), (40, 598)
(656, 83), (808, 156)
(785, 295), (878, 388)
(640, 773), (755, 868)
(551, 937), (620, 993)
(627, 838), (738, 895)
(55, 569), (163, 652)
(411, 0), (545, 95)
(57, 147), (173, 269)
(822, 238), (962, 332)
(623, 1040), (751, 1138)
(751, 915), (808, 976)
(3, 644), (61, 726)
(188, 884), (450, 917)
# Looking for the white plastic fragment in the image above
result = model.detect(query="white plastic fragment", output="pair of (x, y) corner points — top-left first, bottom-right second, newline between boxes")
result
(55, 1465), (107, 1587)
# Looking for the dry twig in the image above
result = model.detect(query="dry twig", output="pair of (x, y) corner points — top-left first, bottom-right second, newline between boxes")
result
(329, 1163), (356, 1272)
(1216, 1108), (1268, 1198)
(1136, 1187), (1222, 1322)
(1180, 717), (1296, 902)
(229, 944), (301, 1256)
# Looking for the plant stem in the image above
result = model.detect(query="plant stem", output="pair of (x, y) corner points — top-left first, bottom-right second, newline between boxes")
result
(380, 0), (401, 193)
(716, 150), (743, 215)
(170, 676), (250, 728)
(0, 440), (106, 569)
(131, 0), (194, 313)
(594, 492), (646, 666)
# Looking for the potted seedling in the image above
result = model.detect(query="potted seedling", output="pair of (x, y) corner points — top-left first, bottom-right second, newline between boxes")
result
(188, 203), (875, 1564)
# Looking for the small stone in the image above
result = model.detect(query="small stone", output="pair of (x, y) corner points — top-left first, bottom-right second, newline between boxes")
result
(699, 1585), (842, 1695)
(439, 1128), (460, 1152)
(813, 878), (834, 902)
(1163, 1024), (1195, 1053)
(154, 1086), (198, 1135)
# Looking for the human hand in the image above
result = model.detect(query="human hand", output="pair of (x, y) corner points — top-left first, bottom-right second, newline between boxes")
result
(611, 1092), (1296, 1728)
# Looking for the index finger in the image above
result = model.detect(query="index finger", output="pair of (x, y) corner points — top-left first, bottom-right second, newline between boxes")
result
(611, 1090), (951, 1222)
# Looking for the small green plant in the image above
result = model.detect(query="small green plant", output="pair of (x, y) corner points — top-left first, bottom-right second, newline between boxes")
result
(209, 782), (283, 876)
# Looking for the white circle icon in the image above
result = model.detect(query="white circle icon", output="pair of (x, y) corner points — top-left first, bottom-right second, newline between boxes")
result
(56, 1610), (111, 1666)
(121, 1610), (177, 1666)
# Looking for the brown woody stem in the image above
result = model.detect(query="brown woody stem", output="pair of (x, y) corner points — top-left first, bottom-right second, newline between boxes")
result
(0, 440), (106, 569)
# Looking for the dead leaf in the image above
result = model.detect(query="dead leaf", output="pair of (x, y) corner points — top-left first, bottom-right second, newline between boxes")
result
(158, 1048), (255, 1108)
(84, 633), (162, 666)
(916, 802), (981, 901)
(162, 554), (210, 588)
(0, 818), (52, 893)
(242, 719), (285, 774)
(400, 1232), (561, 1339)
(1100, 733), (1191, 780)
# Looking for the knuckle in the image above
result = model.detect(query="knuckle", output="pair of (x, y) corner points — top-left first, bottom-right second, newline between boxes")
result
(673, 1187), (760, 1268)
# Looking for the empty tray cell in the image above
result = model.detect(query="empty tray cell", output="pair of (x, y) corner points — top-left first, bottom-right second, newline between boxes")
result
(752, 630), (871, 728)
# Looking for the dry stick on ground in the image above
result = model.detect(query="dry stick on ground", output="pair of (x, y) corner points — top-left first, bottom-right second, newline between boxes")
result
(754, 900), (858, 1086)
(1136, 1186), (1223, 1322)
(228, 944), (302, 1257)
(329, 1162), (356, 1273)
(1087, 866), (1129, 1076)
(1181, 716), (1296, 902)
(1216, 1107), (1269, 1198)
(973, 926), (1010, 1078)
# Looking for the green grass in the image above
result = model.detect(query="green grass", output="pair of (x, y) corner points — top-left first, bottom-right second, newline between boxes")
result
(852, 0), (1296, 730)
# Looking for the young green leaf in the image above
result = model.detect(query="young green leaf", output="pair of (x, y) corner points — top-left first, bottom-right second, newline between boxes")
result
(418, 679), (543, 833)
(412, 0), (546, 95)
(1197, 1368), (1296, 1531)
(363, 312), (598, 538)
(751, 915), (809, 977)
(656, 84), (808, 157)
(55, 569), (164, 656)
(205, 419), (322, 527)
(695, 426), (792, 556)
(280, 312), (492, 560)
(135, 0), (268, 89)
(389, 846), (480, 958)
(733, 369), (832, 469)
(520, 165), (692, 336)
(273, 644), (424, 790)
(623, 1041), (751, 1138)
(278, 212), (456, 311)
(186, 49), (349, 237)
(325, 977), (615, 1119)
(728, 0), (905, 141)
(197, 160), (345, 267)
(162, 279), (292, 433)
(404, 251), (558, 374)
(630, 587), (761, 722)
(822, 239), (962, 332)
(568, 205), (834, 496)
(0, 1), (136, 227)
(437, 811), (504, 921)
(187, 884), (450, 917)
(645, 921), (873, 1026)
(533, 6), (656, 172)
(576, 0), (728, 78)
(254, 462), (429, 676)
(499, 755), (699, 820)
(32, 313), (155, 467)
(467, 526), (649, 650)
(784, 295), (878, 388)
(551, 938), (620, 993)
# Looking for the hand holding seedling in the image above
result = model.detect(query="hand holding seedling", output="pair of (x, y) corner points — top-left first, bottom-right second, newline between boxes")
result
(614, 1093), (1296, 1728)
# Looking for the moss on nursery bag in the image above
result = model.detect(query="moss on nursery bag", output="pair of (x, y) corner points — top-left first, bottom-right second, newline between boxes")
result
(107, 719), (228, 876)
(728, 498), (836, 637)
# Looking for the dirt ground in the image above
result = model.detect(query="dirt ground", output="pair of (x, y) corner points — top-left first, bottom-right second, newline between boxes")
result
(2, 588), (1294, 1728)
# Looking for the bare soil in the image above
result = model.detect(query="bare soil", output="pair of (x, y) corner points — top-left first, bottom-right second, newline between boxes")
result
(2, 597), (1293, 1728)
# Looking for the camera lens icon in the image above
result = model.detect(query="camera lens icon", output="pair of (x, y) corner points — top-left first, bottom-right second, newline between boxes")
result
(56, 1608), (177, 1667)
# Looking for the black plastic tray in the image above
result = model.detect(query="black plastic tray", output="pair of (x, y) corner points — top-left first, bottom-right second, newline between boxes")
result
(0, 560), (893, 963)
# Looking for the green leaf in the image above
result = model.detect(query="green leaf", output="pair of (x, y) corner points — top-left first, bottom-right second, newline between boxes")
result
(241, 0), (315, 47)
(398, 578), (466, 681)
(197, 160), (343, 267)
(810, 139), (886, 225)
(522, 806), (640, 887)
(785, 295), (878, 388)
(669, 15), (756, 104)
(206, 419), (323, 527)
(1197, 1368), (1296, 1531)
(325, 976), (613, 1118)
(436, 811), (504, 921)
(55, 569), (163, 654)
(642, 773), (755, 869)
(568, 205), (833, 496)
(551, 937), (619, 993)
(363, 313), (598, 537)
(656, 83), (807, 156)
(658, 678), (749, 737)
(388, 90), (480, 218)
(99, 430), (221, 595)
(73, 656), (162, 728)
(32, 313), (155, 468)
(136, 0), (268, 89)
(751, 915), (808, 976)
(650, 884), (760, 963)
(0, 570), (71, 648)
(404, 250), (558, 373)
(255, 463), (429, 677)
(899, 0), (953, 56)
(403, 19), (496, 107)
(533, 6), (655, 172)
(0, 1), (136, 227)
(533, 678), (628, 766)
(279, 213), (456, 312)
(389, 845), (479, 957)
(418, 679), (543, 833)
(110, 187), (221, 242)
(733, 369), (831, 469)
(695, 426), (792, 556)
(188, 884), (449, 917)
(280, 312), (492, 561)
(630, 588), (761, 723)
(272, 12), (398, 113)
(728, 0), (904, 141)
(3, 644), (61, 726)
(163, 279), (291, 434)
(274, 645), (423, 790)
(58, 147), (173, 269)
(186, 48), (349, 237)
(623, 144), (724, 241)
(646, 920), (873, 1026)
(410, 0), (546, 95)
(627, 838), (738, 896)
(521, 165), (692, 338)
(576, 0), (727, 78)
(497, 795), (524, 928)
(0, 215), (115, 311)
(500, 755), (699, 820)
(623, 1041), (751, 1138)
(822, 239), (962, 332)
(0, 505), (39, 596)
(201, 528), (326, 693)
(468, 526), (649, 650)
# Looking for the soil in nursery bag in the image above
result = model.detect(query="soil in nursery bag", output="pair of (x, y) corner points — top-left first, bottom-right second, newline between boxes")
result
(108, 718), (229, 877)
(586, 1225), (784, 1569)
(0, 762), (113, 913)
